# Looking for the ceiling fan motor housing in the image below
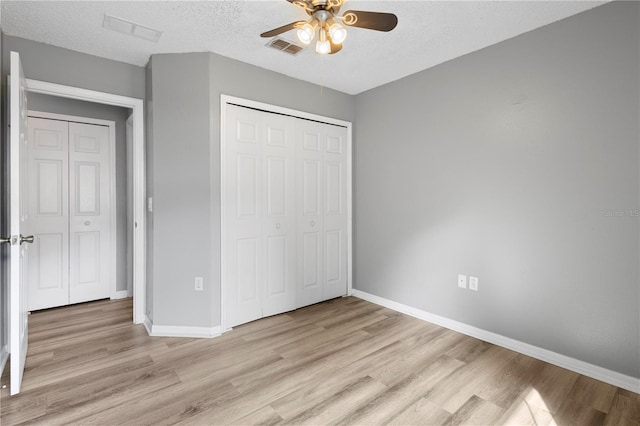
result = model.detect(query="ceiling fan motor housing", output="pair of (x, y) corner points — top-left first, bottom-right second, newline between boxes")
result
(313, 10), (331, 23)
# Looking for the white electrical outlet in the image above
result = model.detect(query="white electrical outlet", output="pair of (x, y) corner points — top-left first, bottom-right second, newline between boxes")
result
(147, 197), (153, 212)
(469, 276), (479, 291)
(458, 274), (467, 289)
(195, 276), (204, 291)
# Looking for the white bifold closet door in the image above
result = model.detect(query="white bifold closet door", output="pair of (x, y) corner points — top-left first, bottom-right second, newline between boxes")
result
(225, 106), (297, 327)
(296, 120), (348, 307)
(225, 104), (348, 328)
(27, 117), (112, 311)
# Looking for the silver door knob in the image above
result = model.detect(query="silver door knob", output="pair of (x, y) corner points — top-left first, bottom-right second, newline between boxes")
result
(84, 221), (91, 226)
(310, 221), (315, 227)
(20, 235), (34, 245)
(275, 223), (281, 229)
(0, 236), (11, 245)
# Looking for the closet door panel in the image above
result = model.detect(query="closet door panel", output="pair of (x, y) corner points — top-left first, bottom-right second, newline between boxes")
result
(296, 122), (324, 307)
(27, 118), (70, 311)
(226, 106), (264, 327)
(68, 122), (111, 304)
(262, 114), (296, 317)
(323, 125), (348, 300)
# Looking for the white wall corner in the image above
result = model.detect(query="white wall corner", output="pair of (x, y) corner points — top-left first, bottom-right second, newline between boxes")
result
(351, 289), (640, 394)
(114, 290), (129, 300)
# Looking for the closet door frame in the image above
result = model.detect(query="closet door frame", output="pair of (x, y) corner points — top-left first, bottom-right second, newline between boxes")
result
(27, 110), (117, 303)
(220, 95), (353, 332)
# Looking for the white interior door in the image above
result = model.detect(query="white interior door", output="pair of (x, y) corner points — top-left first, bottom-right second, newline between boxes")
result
(9, 51), (31, 396)
(225, 105), (298, 326)
(68, 122), (111, 304)
(322, 124), (348, 300)
(225, 105), (264, 327)
(296, 120), (348, 305)
(296, 121), (324, 307)
(262, 113), (296, 318)
(27, 118), (70, 310)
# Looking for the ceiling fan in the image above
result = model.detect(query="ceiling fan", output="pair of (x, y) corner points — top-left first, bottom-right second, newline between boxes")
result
(260, 0), (398, 55)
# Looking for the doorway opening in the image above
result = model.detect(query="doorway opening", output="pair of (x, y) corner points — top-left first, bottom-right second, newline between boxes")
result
(24, 78), (145, 324)
(27, 102), (127, 311)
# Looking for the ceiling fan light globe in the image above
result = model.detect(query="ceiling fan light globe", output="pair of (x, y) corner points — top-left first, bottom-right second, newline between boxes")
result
(316, 39), (331, 54)
(297, 23), (315, 45)
(329, 23), (347, 44)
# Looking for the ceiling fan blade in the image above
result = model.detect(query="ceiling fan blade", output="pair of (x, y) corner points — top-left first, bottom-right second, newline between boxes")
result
(329, 40), (343, 55)
(260, 21), (305, 38)
(341, 10), (398, 32)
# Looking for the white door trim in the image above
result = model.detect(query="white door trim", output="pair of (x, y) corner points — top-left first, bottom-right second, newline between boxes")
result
(25, 79), (146, 324)
(219, 94), (353, 332)
(27, 110), (118, 303)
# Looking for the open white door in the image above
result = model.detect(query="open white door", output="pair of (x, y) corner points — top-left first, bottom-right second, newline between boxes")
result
(8, 51), (32, 395)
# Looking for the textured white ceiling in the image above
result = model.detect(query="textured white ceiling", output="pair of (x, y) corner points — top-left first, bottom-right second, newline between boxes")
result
(1, 0), (608, 95)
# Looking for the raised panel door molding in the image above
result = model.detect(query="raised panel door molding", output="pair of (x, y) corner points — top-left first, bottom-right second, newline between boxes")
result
(35, 160), (63, 216)
(75, 231), (100, 285)
(35, 233), (64, 290)
(75, 161), (100, 216)
(34, 128), (64, 151)
(74, 134), (101, 154)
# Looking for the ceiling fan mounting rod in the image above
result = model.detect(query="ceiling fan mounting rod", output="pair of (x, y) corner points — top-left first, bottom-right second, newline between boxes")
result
(310, 0), (330, 8)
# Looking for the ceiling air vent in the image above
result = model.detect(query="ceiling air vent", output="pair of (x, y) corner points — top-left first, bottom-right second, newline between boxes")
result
(103, 14), (162, 42)
(266, 38), (305, 56)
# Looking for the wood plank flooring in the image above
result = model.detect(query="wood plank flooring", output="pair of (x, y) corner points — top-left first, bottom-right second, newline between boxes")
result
(1, 297), (638, 425)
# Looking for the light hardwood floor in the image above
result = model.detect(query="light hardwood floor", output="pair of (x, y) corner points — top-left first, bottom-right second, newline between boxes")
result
(1, 297), (638, 425)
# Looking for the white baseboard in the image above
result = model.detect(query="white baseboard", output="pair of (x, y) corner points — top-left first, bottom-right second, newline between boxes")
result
(352, 289), (640, 394)
(113, 290), (129, 300)
(143, 315), (222, 338)
(143, 315), (153, 335)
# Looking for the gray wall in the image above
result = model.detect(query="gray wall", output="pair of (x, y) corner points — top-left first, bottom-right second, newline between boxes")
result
(354, 1), (639, 378)
(147, 52), (355, 327)
(1, 36), (145, 99)
(27, 93), (132, 293)
(148, 53), (212, 327)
